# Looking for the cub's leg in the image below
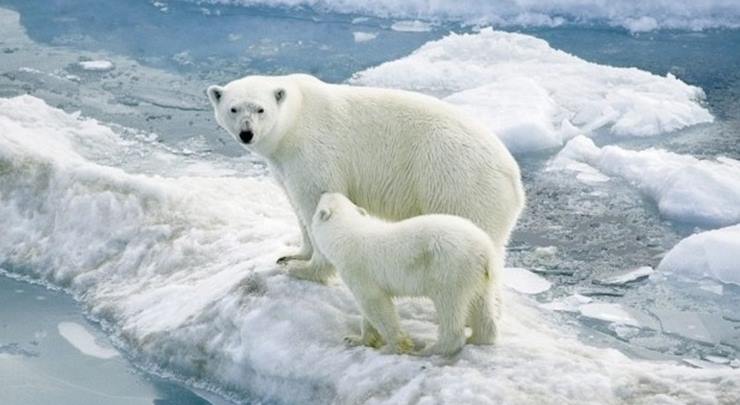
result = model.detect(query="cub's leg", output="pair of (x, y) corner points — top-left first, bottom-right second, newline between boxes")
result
(344, 317), (384, 348)
(424, 295), (469, 356)
(351, 288), (412, 355)
(466, 289), (500, 345)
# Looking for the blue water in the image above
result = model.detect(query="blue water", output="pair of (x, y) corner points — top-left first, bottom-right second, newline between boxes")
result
(0, 1), (739, 403)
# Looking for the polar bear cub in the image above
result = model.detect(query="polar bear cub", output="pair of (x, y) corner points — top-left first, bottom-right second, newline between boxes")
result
(312, 193), (502, 356)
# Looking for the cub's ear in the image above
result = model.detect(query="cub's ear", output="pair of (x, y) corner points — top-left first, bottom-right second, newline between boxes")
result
(318, 207), (332, 222)
(357, 207), (368, 216)
(207, 85), (224, 106)
(274, 88), (286, 104)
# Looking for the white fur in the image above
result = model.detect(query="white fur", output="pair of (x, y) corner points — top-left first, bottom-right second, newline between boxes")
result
(312, 193), (502, 356)
(208, 74), (525, 283)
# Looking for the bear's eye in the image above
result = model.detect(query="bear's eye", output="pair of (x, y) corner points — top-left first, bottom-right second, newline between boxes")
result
(230, 107), (238, 114)
(257, 107), (265, 114)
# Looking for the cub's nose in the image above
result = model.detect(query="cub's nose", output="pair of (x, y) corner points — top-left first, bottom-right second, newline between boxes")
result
(239, 129), (254, 144)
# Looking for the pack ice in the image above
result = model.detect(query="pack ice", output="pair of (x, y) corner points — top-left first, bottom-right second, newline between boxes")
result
(1, 95), (738, 403)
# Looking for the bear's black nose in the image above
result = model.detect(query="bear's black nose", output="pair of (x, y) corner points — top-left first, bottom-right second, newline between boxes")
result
(239, 130), (254, 144)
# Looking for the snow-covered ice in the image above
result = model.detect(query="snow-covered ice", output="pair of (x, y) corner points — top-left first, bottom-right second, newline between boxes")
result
(189, 0), (740, 32)
(2, 95), (738, 403)
(352, 29), (712, 153)
(659, 224), (740, 286)
(57, 322), (119, 359)
(552, 136), (740, 227)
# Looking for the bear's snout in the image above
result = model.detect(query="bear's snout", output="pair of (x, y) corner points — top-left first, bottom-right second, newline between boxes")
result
(239, 129), (254, 144)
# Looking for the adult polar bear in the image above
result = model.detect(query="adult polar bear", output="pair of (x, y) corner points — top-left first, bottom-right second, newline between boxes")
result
(207, 74), (525, 284)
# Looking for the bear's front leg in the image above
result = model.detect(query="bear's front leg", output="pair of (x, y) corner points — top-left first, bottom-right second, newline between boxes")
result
(285, 251), (335, 284)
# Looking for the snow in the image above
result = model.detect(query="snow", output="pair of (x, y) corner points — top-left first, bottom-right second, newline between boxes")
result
(351, 29), (712, 154)
(1, 95), (739, 403)
(188, 1), (740, 32)
(503, 267), (552, 295)
(352, 31), (377, 43)
(57, 322), (119, 359)
(78, 60), (115, 71)
(659, 224), (740, 286)
(552, 136), (740, 227)
(593, 266), (654, 286)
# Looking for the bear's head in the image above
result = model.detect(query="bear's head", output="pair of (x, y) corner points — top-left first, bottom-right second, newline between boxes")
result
(313, 193), (368, 227)
(207, 76), (298, 156)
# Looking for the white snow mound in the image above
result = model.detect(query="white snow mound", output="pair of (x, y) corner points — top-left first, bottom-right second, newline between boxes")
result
(551, 136), (740, 227)
(351, 29), (712, 153)
(659, 224), (740, 286)
(1, 95), (738, 403)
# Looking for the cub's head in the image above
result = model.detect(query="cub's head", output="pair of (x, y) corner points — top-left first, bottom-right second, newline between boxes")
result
(207, 75), (297, 156)
(313, 193), (368, 227)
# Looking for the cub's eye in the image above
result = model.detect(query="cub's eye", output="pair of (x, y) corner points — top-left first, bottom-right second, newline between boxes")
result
(230, 107), (238, 114)
(257, 107), (265, 114)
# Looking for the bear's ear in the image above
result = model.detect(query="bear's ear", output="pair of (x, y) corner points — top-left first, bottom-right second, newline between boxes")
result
(318, 207), (332, 222)
(357, 207), (368, 216)
(274, 88), (286, 104)
(207, 85), (224, 106)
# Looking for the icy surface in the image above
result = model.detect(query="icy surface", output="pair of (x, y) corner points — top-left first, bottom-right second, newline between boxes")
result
(1, 95), (738, 403)
(502, 267), (552, 295)
(351, 29), (713, 153)
(659, 224), (740, 286)
(552, 136), (740, 227)
(57, 322), (119, 359)
(189, 0), (740, 32)
(352, 31), (377, 42)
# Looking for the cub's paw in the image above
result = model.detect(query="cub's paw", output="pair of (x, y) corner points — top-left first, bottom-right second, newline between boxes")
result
(344, 334), (384, 348)
(380, 336), (414, 355)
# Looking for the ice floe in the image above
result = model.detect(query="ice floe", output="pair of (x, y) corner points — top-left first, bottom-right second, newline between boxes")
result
(552, 136), (740, 227)
(352, 29), (712, 153)
(593, 266), (654, 286)
(1, 95), (739, 403)
(659, 224), (740, 286)
(503, 267), (552, 295)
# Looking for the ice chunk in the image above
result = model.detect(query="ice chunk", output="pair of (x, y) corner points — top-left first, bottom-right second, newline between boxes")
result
(503, 267), (552, 294)
(579, 303), (640, 326)
(653, 310), (716, 344)
(390, 20), (432, 32)
(552, 136), (740, 227)
(593, 266), (654, 286)
(58, 322), (119, 359)
(352, 29), (712, 153)
(659, 224), (740, 286)
(78, 60), (114, 71)
(352, 31), (377, 43)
